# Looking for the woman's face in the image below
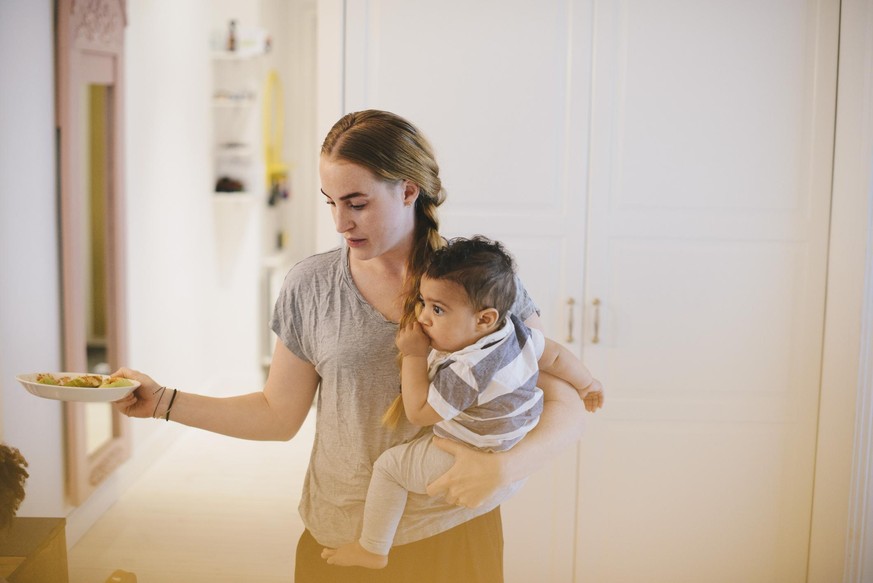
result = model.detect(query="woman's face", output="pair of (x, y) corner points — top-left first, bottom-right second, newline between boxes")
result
(319, 156), (419, 262)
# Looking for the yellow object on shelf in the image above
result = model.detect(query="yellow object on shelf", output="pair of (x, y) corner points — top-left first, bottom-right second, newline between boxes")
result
(262, 70), (290, 185)
(267, 161), (288, 176)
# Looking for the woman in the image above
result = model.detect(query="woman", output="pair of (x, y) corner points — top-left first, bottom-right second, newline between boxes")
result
(114, 110), (590, 582)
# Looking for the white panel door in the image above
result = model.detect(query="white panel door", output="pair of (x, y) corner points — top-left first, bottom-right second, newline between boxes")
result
(577, 1), (839, 582)
(340, 1), (839, 581)
(343, 1), (593, 581)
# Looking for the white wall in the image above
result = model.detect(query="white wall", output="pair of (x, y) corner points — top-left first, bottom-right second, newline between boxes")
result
(0, 0), (223, 541)
(123, 0), (241, 391)
(121, 0), (319, 400)
(0, 0), (320, 545)
(70, 1), (269, 542)
(0, 0), (67, 518)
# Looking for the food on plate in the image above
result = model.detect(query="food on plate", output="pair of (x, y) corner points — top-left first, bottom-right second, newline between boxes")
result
(35, 373), (134, 388)
(100, 377), (135, 388)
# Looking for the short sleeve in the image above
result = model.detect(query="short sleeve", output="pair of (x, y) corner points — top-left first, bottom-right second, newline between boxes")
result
(529, 326), (545, 359)
(270, 262), (317, 364)
(427, 359), (480, 421)
(511, 275), (539, 322)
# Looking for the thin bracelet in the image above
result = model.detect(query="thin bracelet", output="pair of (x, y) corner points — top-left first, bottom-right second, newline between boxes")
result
(164, 388), (179, 421)
(151, 386), (167, 419)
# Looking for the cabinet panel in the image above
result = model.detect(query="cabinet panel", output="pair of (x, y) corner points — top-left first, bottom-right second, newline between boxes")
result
(345, 0), (576, 213)
(341, 1), (837, 581)
(579, 0), (839, 581)
(343, 1), (594, 581)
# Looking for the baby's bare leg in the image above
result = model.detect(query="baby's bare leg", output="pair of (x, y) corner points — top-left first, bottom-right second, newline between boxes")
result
(322, 434), (455, 569)
(321, 448), (409, 569)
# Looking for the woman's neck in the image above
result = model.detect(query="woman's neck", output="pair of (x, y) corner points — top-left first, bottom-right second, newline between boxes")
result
(347, 245), (411, 323)
(351, 253), (406, 280)
(350, 235), (413, 279)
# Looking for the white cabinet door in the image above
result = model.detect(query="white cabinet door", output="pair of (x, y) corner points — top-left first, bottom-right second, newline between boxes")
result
(577, 1), (839, 582)
(342, 1), (593, 581)
(338, 1), (839, 581)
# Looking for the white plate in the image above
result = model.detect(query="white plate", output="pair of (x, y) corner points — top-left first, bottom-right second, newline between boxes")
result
(16, 372), (140, 403)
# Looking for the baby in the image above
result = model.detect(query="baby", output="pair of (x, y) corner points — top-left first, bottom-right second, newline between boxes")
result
(322, 236), (603, 569)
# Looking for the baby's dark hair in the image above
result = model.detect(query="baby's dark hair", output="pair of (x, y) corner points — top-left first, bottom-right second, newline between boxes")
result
(424, 236), (517, 323)
(0, 444), (29, 529)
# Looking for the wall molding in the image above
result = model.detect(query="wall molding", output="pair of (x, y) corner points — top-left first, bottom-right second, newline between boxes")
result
(842, 0), (873, 580)
(71, 0), (126, 49)
(846, 186), (873, 580)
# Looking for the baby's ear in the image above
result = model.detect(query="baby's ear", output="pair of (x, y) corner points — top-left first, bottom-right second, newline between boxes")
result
(477, 308), (499, 330)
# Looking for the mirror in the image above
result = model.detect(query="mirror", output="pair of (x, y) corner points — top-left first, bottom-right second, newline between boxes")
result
(83, 84), (115, 457)
(57, 0), (129, 505)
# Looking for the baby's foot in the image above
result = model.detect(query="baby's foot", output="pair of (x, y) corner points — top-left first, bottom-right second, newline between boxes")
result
(321, 541), (388, 569)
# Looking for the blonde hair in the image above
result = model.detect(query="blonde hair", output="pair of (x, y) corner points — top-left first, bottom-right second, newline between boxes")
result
(321, 110), (445, 427)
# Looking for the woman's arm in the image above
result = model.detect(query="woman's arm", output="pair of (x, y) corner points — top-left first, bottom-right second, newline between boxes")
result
(426, 312), (588, 507)
(112, 339), (319, 441)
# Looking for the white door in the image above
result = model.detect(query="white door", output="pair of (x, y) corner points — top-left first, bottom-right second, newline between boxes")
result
(577, 1), (839, 582)
(338, 0), (839, 581)
(342, 1), (592, 580)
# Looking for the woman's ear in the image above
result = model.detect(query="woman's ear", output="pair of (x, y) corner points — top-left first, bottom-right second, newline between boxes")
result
(402, 180), (421, 207)
(476, 308), (499, 330)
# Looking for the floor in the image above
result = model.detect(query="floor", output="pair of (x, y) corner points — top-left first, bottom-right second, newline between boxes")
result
(67, 415), (315, 583)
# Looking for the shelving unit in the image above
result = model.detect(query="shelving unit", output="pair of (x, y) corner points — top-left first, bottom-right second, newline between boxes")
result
(212, 50), (262, 198)
(210, 39), (294, 380)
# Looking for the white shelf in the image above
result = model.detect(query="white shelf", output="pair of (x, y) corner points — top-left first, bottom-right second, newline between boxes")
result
(215, 144), (254, 159)
(212, 98), (256, 109)
(213, 190), (255, 200)
(211, 49), (265, 61)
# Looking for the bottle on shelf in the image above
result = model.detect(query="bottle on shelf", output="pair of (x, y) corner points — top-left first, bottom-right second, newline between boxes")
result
(227, 20), (237, 52)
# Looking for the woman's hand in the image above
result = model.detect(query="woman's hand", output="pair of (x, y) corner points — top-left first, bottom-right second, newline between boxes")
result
(395, 322), (431, 357)
(426, 436), (508, 509)
(111, 367), (165, 419)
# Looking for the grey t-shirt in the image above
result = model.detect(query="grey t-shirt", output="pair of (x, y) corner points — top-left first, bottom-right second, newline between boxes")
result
(270, 245), (538, 548)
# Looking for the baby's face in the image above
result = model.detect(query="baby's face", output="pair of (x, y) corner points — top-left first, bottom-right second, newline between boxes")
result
(416, 276), (484, 353)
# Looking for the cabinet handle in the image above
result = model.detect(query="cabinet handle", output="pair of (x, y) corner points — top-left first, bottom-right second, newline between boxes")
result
(566, 298), (576, 343)
(592, 298), (601, 344)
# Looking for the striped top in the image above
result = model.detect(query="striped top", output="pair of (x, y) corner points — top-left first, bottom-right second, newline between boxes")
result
(427, 313), (545, 452)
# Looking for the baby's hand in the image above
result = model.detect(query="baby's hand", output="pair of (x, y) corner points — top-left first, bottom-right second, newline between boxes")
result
(579, 378), (604, 412)
(396, 322), (431, 357)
